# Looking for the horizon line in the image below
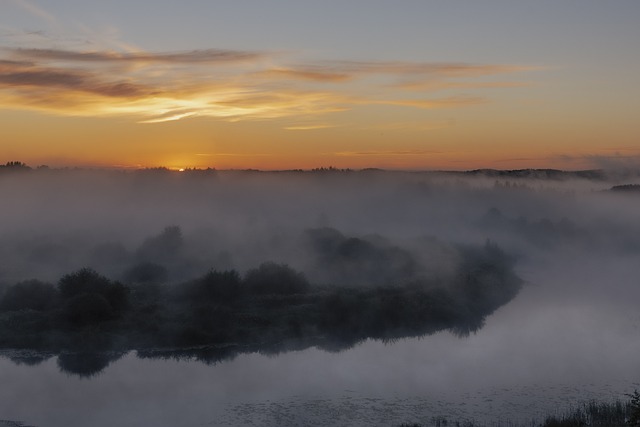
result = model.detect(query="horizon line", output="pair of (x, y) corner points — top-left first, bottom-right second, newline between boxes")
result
(0, 161), (614, 175)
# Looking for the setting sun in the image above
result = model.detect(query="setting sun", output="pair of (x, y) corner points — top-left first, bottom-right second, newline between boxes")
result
(2, 2), (640, 426)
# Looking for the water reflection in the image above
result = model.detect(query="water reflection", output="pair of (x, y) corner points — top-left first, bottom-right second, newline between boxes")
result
(55, 352), (126, 378)
(0, 235), (522, 378)
(1, 250), (639, 427)
(2, 171), (640, 426)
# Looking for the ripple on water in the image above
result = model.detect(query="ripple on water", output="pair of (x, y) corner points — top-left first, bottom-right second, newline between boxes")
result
(216, 380), (636, 427)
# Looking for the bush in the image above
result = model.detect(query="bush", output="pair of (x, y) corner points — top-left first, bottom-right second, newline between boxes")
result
(244, 262), (309, 295)
(629, 390), (640, 427)
(63, 293), (115, 325)
(58, 268), (128, 313)
(0, 279), (57, 311)
(185, 269), (243, 302)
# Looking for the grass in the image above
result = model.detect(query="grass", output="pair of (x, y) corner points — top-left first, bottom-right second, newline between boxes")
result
(395, 393), (640, 427)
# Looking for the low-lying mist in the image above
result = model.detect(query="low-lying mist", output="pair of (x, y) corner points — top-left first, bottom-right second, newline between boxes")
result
(0, 225), (522, 377)
(1, 167), (640, 377)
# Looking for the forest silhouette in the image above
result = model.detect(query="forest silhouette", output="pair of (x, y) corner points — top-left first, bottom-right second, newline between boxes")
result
(0, 227), (522, 377)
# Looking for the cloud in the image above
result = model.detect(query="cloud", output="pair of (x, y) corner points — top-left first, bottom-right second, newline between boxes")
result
(358, 120), (456, 132)
(284, 124), (336, 131)
(287, 61), (539, 79)
(0, 58), (35, 67)
(8, 47), (266, 65)
(374, 96), (485, 109)
(0, 60), (154, 98)
(392, 80), (533, 91)
(0, 44), (540, 123)
(0, 67), (84, 87)
(194, 152), (273, 157)
(258, 61), (538, 85)
(139, 111), (198, 124)
(9, 0), (57, 26)
(215, 91), (350, 118)
(334, 149), (445, 157)
(261, 68), (351, 82)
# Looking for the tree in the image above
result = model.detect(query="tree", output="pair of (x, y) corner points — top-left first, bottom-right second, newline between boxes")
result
(1, 161), (31, 171)
(5, 161), (29, 168)
(58, 268), (128, 314)
(186, 269), (243, 302)
(0, 280), (56, 311)
(629, 390), (640, 426)
(244, 262), (309, 295)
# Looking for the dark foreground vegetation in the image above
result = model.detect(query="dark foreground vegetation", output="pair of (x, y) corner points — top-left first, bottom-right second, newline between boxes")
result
(396, 390), (640, 427)
(610, 184), (640, 193)
(0, 234), (521, 377)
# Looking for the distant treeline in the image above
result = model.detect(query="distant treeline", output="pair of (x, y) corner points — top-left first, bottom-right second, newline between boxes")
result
(0, 240), (521, 377)
(463, 168), (607, 181)
(0, 160), (618, 180)
(610, 184), (640, 193)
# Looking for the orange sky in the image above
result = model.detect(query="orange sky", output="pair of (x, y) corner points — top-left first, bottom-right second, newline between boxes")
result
(1, 1), (639, 170)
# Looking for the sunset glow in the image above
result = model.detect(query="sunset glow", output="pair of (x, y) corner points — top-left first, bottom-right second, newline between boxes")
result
(1, 1), (639, 170)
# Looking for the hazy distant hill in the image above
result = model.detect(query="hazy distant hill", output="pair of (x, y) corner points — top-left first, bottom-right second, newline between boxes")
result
(610, 183), (640, 192)
(460, 168), (606, 180)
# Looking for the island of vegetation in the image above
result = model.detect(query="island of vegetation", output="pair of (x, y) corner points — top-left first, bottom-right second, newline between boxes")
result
(0, 228), (522, 377)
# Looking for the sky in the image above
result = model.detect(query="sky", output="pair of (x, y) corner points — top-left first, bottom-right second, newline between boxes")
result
(1, 0), (639, 170)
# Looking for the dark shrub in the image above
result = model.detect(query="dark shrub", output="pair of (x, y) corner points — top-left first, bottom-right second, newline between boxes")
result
(58, 268), (128, 313)
(319, 288), (367, 335)
(63, 293), (114, 325)
(306, 227), (418, 285)
(244, 262), (309, 295)
(185, 269), (243, 302)
(629, 390), (640, 427)
(0, 279), (57, 311)
(58, 268), (112, 298)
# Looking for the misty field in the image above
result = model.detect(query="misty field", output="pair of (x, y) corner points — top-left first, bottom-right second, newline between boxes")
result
(1, 166), (640, 426)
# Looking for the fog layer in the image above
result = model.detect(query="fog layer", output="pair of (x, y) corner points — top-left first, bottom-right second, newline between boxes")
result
(1, 168), (640, 377)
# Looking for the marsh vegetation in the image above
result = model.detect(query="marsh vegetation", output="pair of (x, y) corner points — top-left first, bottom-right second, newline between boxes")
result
(0, 227), (521, 376)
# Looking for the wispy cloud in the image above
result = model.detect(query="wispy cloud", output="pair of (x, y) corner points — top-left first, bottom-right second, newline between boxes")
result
(9, 0), (57, 26)
(260, 68), (351, 82)
(0, 42), (540, 123)
(334, 149), (445, 157)
(375, 96), (485, 109)
(392, 80), (533, 91)
(284, 124), (336, 131)
(311, 61), (537, 77)
(195, 152), (273, 157)
(259, 62), (537, 85)
(358, 120), (456, 132)
(9, 47), (267, 65)
(0, 60), (154, 98)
